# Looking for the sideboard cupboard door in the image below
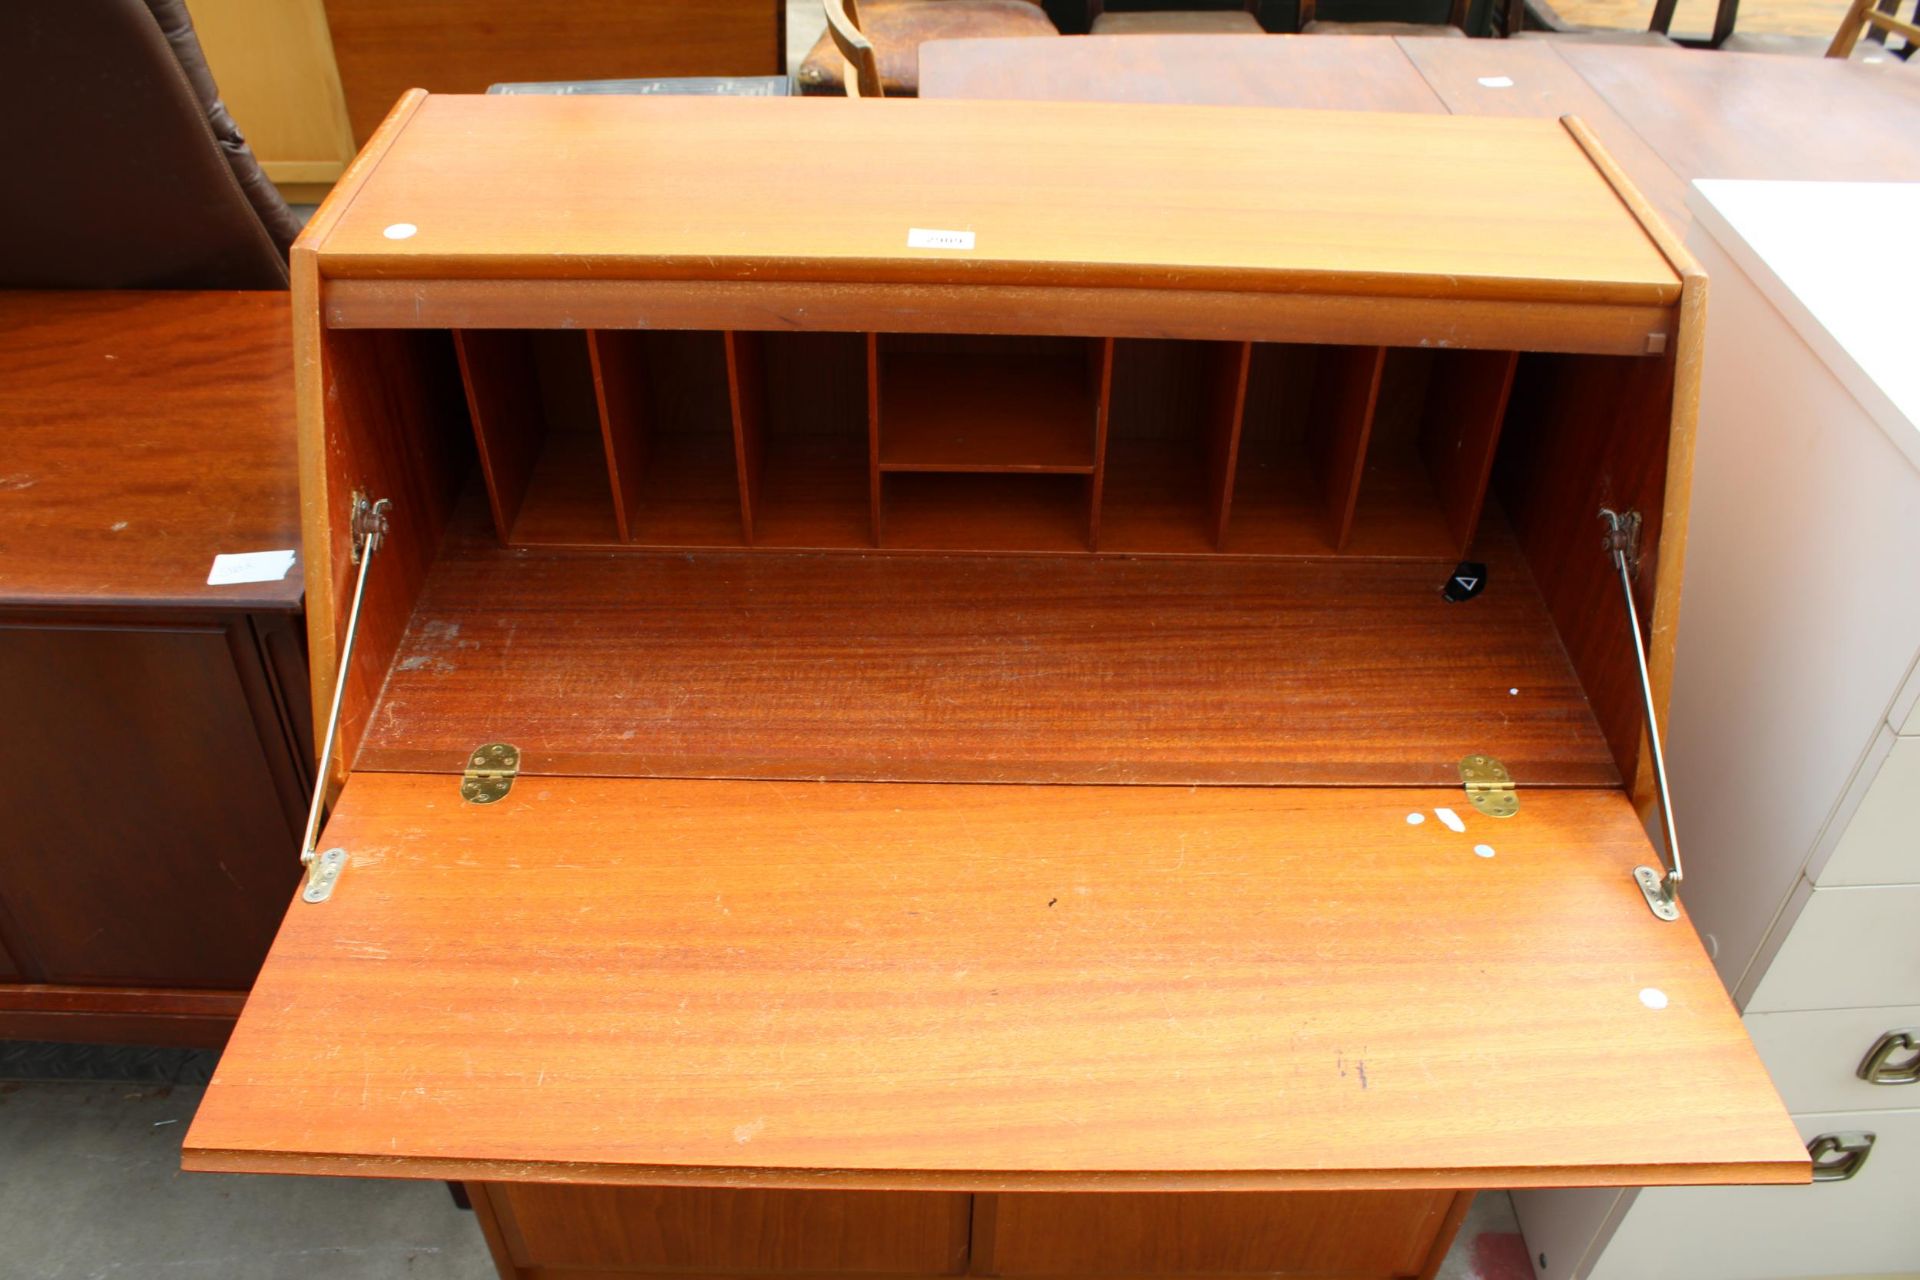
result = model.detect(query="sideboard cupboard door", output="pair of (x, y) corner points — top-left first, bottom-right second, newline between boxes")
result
(184, 773), (1804, 1191)
(974, 1191), (1466, 1278)
(477, 1185), (969, 1276)
(0, 620), (302, 989)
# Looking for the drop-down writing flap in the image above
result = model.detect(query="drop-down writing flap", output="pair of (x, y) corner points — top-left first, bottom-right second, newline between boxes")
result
(187, 774), (1804, 1190)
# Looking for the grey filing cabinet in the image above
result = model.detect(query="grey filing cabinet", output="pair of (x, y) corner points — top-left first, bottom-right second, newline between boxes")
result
(1514, 181), (1920, 1279)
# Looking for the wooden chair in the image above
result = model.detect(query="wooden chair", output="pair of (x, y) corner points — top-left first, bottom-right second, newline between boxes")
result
(825, 0), (884, 97)
(1297, 0), (1469, 38)
(1716, 0), (1912, 57)
(1087, 1), (1265, 35)
(799, 0), (1059, 97)
(1828, 0), (1917, 57)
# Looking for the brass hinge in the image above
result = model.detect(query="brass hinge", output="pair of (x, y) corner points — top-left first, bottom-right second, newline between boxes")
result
(461, 743), (521, 804)
(1459, 754), (1518, 819)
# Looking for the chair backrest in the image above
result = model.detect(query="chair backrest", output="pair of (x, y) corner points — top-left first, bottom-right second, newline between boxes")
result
(825, 0), (884, 98)
(0, 0), (296, 289)
(1829, 0), (1919, 57)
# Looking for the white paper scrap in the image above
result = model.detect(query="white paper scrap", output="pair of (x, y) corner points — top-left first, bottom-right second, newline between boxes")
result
(907, 227), (976, 250)
(207, 549), (297, 586)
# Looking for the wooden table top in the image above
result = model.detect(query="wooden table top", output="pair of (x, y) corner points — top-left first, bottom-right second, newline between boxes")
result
(0, 291), (302, 613)
(184, 773), (1806, 1190)
(921, 36), (1920, 239)
(318, 94), (1678, 306)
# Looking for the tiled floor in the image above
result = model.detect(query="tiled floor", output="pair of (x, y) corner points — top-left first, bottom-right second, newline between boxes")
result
(0, 1041), (1527, 1280)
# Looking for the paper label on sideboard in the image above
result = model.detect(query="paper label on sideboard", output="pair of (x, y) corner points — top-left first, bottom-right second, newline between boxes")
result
(207, 549), (298, 586)
(907, 228), (976, 250)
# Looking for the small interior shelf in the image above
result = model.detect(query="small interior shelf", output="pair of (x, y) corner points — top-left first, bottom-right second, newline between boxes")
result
(450, 326), (1520, 563)
(880, 473), (1092, 553)
(876, 337), (1103, 474)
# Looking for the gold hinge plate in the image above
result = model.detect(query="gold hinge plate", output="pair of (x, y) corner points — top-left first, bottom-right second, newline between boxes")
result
(461, 743), (521, 804)
(1459, 754), (1518, 819)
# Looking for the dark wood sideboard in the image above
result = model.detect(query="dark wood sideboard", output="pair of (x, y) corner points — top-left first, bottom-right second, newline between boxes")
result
(0, 291), (309, 1048)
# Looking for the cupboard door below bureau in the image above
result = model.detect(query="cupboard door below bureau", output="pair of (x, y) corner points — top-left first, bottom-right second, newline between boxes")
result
(975, 1191), (1466, 1278)
(475, 1185), (970, 1277)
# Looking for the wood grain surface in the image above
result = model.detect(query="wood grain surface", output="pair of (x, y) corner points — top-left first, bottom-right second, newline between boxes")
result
(0, 984), (247, 1049)
(975, 1190), (1460, 1277)
(921, 37), (1920, 249)
(353, 497), (1618, 787)
(312, 96), (1679, 307)
(1558, 44), (1920, 194)
(0, 292), (302, 611)
(183, 774), (1806, 1189)
(1392, 39), (1694, 237)
(917, 33), (1449, 112)
(482, 1184), (970, 1274)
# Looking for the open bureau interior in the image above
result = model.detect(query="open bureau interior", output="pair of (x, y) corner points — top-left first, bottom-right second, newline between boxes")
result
(185, 95), (1807, 1280)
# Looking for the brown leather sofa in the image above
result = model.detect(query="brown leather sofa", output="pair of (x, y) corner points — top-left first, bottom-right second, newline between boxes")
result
(0, 0), (299, 289)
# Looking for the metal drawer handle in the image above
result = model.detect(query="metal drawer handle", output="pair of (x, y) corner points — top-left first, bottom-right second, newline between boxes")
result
(1807, 1131), (1875, 1183)
(1857, 1028), (1920, 1085)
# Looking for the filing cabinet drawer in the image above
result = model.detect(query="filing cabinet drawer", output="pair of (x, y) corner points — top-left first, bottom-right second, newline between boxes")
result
(1746, 1007), (1920, 1112)
(1817, 735), (1920, 887)
(1588, 1109), (1920, 1280)
(1748, 884), (1920, 1013)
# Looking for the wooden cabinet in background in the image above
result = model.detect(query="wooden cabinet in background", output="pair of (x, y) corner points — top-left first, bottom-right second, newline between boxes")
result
(320, 0), (787, 143)
(187, 0), (358, 201)
(0, 292), (310, 1048)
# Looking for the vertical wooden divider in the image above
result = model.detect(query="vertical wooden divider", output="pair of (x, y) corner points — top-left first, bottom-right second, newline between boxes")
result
(865, 333), (883, 544)
(725, 332), (767, 544)
(1088, 338), (1115, 550)
(1419, 349), (1520, 554)
(453, 329), (544, 541)
(1206, 341), (1253, 549)
(586, 331), (647, 543)
(1308, 345), (1387, 552)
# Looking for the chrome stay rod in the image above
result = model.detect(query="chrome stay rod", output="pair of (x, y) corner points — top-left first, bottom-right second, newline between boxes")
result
(299, 495), (391, 903)
(1601, 508), (1683, 922)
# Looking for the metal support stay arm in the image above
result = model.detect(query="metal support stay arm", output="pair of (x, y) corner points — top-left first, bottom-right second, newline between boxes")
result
(1600, 508), (1684, 921)
(299, 494), (392, 904)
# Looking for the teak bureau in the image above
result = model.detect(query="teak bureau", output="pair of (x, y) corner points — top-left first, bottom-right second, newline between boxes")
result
(183, 95), (1808, 1280)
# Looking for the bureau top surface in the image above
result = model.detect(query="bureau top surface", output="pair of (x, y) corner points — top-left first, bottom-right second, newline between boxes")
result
(0, 292), (302, 612)
(314, 96), (1680, 306)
